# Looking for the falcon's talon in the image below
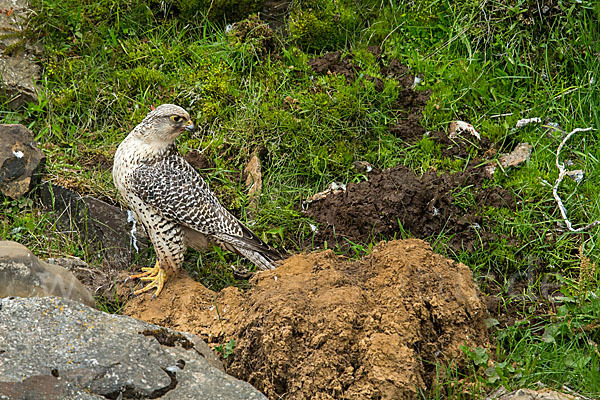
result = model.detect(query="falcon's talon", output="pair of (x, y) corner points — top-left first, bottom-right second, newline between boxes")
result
(129, 260), (166, 297)
(128, 260), (160, 280)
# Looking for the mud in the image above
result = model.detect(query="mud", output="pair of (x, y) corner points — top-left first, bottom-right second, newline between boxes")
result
(124, 239), (489, 399)
(308, 51), (361, 83)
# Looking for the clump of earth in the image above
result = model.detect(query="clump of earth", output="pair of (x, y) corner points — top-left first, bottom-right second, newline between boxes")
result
(124, 239), (489, 399)
(305, 163), (514, 253)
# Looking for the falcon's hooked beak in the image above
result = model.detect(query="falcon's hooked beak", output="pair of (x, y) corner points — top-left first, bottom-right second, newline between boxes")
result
(184, 120), (195, 132)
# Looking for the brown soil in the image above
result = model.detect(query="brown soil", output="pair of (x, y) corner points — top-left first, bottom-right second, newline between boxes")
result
(124, 239), (489, 399)
(305, 164), (514, 253)
(308, 51), (362, 83)
(183, 149), (214, 170)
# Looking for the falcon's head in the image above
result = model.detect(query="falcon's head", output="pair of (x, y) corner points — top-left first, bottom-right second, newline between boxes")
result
(136, 104), (195, 144)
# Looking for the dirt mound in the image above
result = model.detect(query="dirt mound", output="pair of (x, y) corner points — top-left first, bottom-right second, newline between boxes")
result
(124, 239), (489, 399)
(306, 165), (513, 253)
(308, 51), (361, 82)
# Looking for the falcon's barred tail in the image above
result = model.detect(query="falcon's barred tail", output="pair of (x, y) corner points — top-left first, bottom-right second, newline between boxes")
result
(218, 224), (283, 270)
(229, 245), (279, 270)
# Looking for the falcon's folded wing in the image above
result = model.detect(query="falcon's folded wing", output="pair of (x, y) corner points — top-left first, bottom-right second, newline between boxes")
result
(130, 153), (280, 261)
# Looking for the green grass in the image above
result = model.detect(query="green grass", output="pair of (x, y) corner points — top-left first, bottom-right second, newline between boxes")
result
(2, 0), (600, 397)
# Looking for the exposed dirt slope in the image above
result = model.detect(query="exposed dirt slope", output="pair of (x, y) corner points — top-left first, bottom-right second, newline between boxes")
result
(124, 239), (489, 399)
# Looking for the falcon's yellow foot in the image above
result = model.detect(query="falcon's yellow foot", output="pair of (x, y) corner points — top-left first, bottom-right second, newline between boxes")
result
(129, 260), (167, 297)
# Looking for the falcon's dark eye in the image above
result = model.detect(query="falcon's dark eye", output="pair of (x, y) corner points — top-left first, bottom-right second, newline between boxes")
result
(170, 115), (184, 123)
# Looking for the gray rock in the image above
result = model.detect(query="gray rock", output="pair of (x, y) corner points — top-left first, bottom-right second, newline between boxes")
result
(0, 124), (45, 198)
(0, 55), (40, 108)
(0, 241), (95, 307)
(0, 297), (267, 400)
(37, 182), (150, 268)
(0, 0), (37, 52)
(0, 0), (40, 109)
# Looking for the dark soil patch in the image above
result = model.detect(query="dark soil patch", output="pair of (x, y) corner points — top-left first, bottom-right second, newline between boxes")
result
(184, 149), (214, 171)
(306, 164), (514, 253)
(380, 58), (431, 143)
(388, 99), (429, 142)
(308, 51), (361, 82)
(380, 58), (415, 88)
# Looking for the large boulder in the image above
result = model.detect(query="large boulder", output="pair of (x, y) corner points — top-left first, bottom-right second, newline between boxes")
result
(0, 296), (267, 400)
(0, 241), (95, 307)
(0, 124), (45, 198)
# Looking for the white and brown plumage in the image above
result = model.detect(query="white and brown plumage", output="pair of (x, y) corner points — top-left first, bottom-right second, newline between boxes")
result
(113, 104), (281, 296)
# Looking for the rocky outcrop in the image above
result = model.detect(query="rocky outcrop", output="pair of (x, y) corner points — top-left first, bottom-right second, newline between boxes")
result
(0, 124), (45, 198)
(0, 241), (95, 307)
(0, 0), (41, 109)
(0, 296), (267, 400)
